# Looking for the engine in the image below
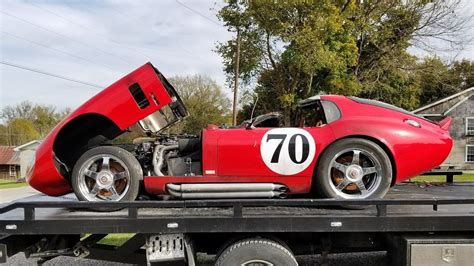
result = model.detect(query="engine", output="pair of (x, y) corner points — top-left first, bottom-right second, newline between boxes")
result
(133, 134), (202, 177)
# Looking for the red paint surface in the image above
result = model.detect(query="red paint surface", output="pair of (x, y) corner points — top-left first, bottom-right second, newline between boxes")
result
(27, 63), (173, 195)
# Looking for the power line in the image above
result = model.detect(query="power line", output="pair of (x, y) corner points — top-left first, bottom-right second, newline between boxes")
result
(29, 2), (96, 33)
(0, 60), (104, 89)
(0, 10), (132, 66)
(63, 2), (196, 59)
(175, 0), (222, 26)
(29, 3), (152, 62)
(104, 0), (198, 57)
(2, 31), (117, 73)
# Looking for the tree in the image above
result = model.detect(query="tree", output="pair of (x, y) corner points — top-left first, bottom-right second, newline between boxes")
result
(416, 57), (474, 106)
(0, 101), (70, 144)
(4, 119), (40, 146)
(216, 0), (264, 125)
(450, 59), (474, 90)
(0, 101), (35, 122)
(216, 0), (472, 119)
(168, 75), (231, 134)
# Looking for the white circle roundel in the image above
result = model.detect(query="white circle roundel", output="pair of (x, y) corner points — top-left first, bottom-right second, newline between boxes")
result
(260, 128), (316, 175)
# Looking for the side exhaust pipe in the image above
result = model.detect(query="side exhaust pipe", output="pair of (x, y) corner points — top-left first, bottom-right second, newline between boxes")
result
(166, 183), (289, 199)
(167, 189), (287, 199)
(166, 183), (288, 193)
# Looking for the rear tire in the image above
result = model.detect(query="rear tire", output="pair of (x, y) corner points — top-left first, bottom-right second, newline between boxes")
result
(215, 238), (297, 266)
(315, 138), (392, 201)
(72, 146), (142, 203)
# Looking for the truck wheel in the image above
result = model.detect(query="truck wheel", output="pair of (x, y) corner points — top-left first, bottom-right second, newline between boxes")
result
(215, 238), (297, 266)
(72, 146), (142, 202)
(315, 138), (392, 200)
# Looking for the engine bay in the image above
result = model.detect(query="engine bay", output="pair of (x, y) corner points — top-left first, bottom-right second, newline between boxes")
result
(133, 134), (202, 177)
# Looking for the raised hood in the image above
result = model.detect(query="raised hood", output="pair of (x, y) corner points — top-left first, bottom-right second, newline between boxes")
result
(137, 65), (188, 134)
(27, 63), (188, 196)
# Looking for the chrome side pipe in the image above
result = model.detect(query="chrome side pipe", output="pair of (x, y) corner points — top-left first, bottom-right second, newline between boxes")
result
(166, 183), (289, 199)
(167, 189), (287, 199)
(166, 183), (288, 193)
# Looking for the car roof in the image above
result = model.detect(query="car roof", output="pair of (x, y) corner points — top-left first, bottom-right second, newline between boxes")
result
(298, 95), (346, 106)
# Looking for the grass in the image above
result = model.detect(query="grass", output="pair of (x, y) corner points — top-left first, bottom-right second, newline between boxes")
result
(0, 179), (29, 189)
(81, 233), (136, 246)
(98, 233), (136, 246)
(409, 173), (474, 182)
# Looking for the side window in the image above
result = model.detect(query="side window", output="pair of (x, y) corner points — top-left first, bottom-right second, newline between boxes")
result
(321, 100), (341, 123)
(297, 101), (326, 127)
(466, 117), (474, 136)
(467, 145), (474, 163)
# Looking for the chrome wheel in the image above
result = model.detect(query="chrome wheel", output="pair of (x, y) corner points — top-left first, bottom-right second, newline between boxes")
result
(77, 154), (131, 201)
(328, 148), (382, 199)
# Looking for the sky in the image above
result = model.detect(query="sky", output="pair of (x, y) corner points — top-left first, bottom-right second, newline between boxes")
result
(0, 0), (473, 112)
(0, 0), (231, 111)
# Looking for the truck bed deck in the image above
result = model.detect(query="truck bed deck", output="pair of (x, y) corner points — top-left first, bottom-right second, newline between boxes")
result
(1, 183), (474, 235)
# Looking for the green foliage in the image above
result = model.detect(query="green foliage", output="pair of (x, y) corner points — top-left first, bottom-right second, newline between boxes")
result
(3, 118), (40, 146)
(168, 75), (231, 134)
(0, 101), (70, 145)
(215, 0), (264, 86)
(416, 57), (474, 106)
(217, 0), (472, 121)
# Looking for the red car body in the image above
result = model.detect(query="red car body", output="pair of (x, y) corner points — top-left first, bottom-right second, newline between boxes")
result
(27, 63), (453, 198)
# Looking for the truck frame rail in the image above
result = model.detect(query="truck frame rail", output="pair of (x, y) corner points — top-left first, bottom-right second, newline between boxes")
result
(1, 197), (474, 235)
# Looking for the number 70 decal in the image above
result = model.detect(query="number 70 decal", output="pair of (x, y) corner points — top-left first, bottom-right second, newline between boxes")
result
(260, 128), (316, 175)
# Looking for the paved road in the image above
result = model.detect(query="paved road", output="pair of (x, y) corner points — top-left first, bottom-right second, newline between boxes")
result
(0, 186), (39, 203)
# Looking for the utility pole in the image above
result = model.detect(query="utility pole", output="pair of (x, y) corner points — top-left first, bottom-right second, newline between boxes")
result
(232, 29), (241, 126)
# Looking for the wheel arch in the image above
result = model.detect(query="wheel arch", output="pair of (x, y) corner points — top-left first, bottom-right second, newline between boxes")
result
(313, 135), (398, 188)
(53, 113), (124, 179)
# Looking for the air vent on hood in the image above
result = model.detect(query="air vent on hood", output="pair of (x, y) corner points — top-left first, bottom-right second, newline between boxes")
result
(129, 83), (150, 109)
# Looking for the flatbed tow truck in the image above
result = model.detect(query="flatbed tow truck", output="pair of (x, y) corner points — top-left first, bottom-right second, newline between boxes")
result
(1, 182), (473, 265)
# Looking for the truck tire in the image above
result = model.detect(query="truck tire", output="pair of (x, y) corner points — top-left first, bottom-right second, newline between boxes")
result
(215, 238), (298, 266)
(315, 138), (392, 200)
(72, 146), (142, 203)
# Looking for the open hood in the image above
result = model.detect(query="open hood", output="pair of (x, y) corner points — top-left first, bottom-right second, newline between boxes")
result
(137, 67), (188, 134)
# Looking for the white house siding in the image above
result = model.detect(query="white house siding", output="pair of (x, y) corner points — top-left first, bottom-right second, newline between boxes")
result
(15, 141), (41, 179)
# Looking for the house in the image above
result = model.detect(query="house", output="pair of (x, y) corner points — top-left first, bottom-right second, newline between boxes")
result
(0, 146), (20, 180)
(14, 140), (41, 179)
(413, 87), (474, 170)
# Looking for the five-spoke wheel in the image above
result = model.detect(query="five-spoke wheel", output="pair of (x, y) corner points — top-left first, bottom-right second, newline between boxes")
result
(315, 138), (392, 200)
(72, 146), (142, 202)
(329, 148), (382, 198)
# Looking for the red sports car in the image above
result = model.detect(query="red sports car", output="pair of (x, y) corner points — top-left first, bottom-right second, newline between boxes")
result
(26, 63), (453, 202)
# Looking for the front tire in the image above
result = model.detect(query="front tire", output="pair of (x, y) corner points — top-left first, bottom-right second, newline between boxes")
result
(315, 138), (392, 200)
(71, 146), (142, 202)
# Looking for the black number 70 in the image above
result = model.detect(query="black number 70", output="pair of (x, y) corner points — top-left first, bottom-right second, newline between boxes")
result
(267, 133), (310, 164)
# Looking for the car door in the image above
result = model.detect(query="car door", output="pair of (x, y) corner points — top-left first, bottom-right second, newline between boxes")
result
(216, 126), (334, 179)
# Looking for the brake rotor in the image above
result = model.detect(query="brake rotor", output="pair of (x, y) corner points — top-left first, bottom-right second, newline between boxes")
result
(85, 160), (128, 198)
(331, 155), (360, 192)
(100, 160), (127, 197)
